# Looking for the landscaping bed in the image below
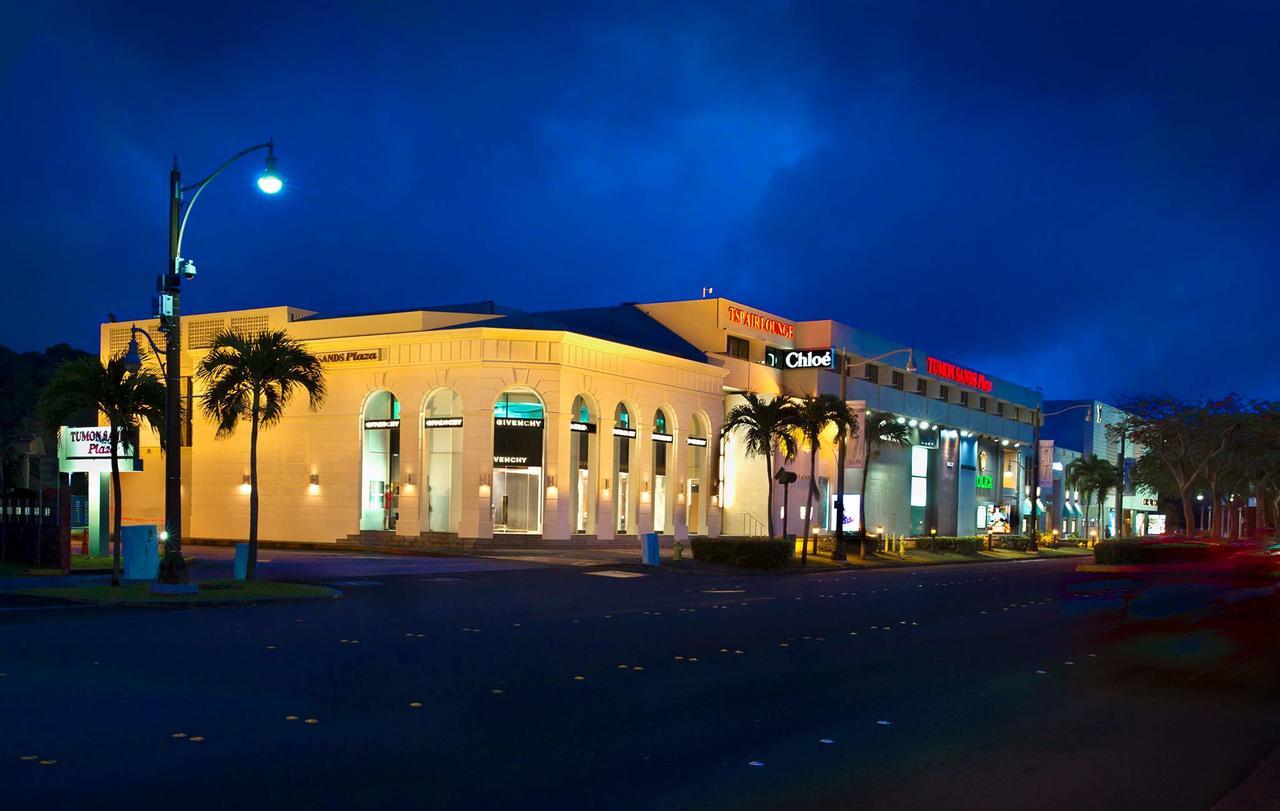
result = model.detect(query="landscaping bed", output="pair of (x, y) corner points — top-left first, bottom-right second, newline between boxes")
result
(15, 579), (340, 606)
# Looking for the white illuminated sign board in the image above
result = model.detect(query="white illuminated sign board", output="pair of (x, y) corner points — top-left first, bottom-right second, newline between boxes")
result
(612, 427), (637, 438)
(686, 437), (708, 447)
(57, 426), (138, 473)
(651, 432), (674, 443)
(363, 419), (400, 430)
(764, 346), (836, 371)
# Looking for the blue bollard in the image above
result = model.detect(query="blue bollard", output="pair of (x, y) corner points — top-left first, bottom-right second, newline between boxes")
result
(234, 543), (250, 580)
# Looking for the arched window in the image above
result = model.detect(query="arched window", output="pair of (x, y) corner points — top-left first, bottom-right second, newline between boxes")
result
(652, 409), (671, 534)
(613, 403), (634, 533)
(685, 412), (709, 535)
(423, 389), (463, 533)
(492, 389), (545, 533)
(569, 395), (596, 534)
(361, 391), (401, 531)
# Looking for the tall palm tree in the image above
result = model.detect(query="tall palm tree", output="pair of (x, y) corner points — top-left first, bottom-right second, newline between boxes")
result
(859, 412), (912, 558)
(196, 330), (326, 579)
(38, 354), (165, 585)
(1065, 454), (1118, 542)
(721, 392), (798, 539)
(790, 393), (856, 563)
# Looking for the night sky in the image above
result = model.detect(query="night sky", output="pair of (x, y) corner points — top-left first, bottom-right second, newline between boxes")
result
(5, 1), (1278, 402)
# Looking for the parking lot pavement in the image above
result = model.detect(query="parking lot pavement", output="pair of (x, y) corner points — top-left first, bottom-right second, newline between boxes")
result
(184, 545), (549, 581)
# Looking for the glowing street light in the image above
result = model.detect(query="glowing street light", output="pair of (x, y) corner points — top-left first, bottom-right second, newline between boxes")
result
(257, 148), (283, 194)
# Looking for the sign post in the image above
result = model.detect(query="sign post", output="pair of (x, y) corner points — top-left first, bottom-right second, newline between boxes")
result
(57, 427), (140, 557)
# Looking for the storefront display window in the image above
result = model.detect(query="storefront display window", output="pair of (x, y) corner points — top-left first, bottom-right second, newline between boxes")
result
(613, 403), (634, 533)
(492, 390), (544, 533)
(361, 391), (401, 531)
(423, 389), (462, 533)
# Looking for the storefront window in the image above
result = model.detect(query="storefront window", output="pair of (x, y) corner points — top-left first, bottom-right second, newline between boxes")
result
(686, 414), (708, 535)
(492, 390), (544, 533)
(613, 403), (634, 533)
(569, 395), (596, 535)
(423, 389), (463, 533)
(361, 391), (401, 531)
(652, 409), (670, 534)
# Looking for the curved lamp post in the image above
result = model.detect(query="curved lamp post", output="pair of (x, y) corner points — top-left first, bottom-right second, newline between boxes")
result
(148, 140), (282, 583)
(831, 347), (916, 561)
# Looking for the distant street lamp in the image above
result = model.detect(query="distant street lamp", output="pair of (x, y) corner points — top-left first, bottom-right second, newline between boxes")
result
(152, 140), (283, 583)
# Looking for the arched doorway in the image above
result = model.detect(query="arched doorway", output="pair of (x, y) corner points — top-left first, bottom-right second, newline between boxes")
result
(612, 403), (636, 534)
(422, 388), (463, 533)
(492, 389), (545, 533)
(361, 391), (401, 531)
(685, 412), (709, 535)
(652, 409), (673, 534)
(569, 395), (597, 535)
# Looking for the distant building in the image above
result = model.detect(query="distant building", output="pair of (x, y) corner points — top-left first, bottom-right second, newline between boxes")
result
(1040, 400), (1162, 537)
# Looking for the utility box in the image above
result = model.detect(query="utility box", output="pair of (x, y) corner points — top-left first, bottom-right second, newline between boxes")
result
(642, 533), (661, 566)
(121, 525), (160, 581)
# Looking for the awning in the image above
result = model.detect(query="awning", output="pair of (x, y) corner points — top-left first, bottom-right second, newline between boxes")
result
(1065, 502), (1081, 518)
(1021, 498), (1047, 517)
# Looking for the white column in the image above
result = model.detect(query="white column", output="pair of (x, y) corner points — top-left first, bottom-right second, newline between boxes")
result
(596, 429), (615, 542)
(459, 408), (493, 540)
(89, 471), (110, 556)
(543, 410), (571, 540)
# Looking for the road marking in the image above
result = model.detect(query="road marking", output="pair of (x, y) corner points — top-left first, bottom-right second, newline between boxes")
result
(585, 570), (645, 578)
(328, 580), (384, 587)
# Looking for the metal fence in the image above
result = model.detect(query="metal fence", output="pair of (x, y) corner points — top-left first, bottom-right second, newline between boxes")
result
(0, 491), (70, 570)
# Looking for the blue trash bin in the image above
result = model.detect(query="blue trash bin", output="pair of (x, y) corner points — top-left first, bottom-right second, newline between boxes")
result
(642, 533), (660, 566)
(121, 525), (160, 581)
(234, 543), (250, 580)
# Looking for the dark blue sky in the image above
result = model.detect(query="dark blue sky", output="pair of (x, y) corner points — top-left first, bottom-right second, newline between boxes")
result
(5, 1), (1278, 401)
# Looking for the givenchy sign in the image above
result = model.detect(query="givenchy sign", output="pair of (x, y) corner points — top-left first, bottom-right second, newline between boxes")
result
(651, 432), (674, 443)
(424, 417), (463, 429)
(363, 419), (400, 430)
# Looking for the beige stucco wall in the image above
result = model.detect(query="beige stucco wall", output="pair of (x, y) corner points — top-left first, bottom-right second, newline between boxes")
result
(103, 306), (727, 545)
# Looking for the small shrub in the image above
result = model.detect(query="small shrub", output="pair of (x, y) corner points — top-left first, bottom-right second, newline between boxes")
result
(915, 536), (985, 554)
(691, 538), (791, 570)
(1093, 541), (1143, 565)
(991, 535), (1036, 553)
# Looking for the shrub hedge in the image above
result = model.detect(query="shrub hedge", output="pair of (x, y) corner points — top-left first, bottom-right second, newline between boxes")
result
(691, 538), (792, 569)
(914, 536), (987, 554)
(1093, 539), (1222, 565)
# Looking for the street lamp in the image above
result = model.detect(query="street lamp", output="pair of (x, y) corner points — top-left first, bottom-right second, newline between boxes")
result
(157, 139), (282, 583)
(831, 346), (915, 561)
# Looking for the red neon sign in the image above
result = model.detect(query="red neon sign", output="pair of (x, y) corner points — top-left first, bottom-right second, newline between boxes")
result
(725, 305), (795, 339)
(926, 356), (993, 392)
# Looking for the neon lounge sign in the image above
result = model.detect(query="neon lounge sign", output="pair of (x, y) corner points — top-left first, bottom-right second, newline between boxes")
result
(926, 356), (993, 393)
(725, 305), (795, 339)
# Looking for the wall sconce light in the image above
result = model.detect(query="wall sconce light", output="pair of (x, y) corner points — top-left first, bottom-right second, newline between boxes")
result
(310, 474), (320, 486)
(640, 490), (652, 504)
(546, 484), (558, 498)
(710, 494), (719, 507)
(406, 472), (415, 485)
(676, 492), (686, 505)
(479, 473), (491, 499)
(240, 475), (252, 494)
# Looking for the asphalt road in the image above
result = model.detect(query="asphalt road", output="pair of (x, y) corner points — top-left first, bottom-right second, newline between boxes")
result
(2, 553), (1278, 810)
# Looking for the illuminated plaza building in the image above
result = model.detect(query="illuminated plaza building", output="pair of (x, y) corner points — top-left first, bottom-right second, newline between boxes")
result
(103, 297), (1041, 547)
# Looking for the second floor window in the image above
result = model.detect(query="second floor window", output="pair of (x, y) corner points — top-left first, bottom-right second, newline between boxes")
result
(726, 335), (750, 360)
(891, 371), (905, 390)
(939, 385), (951, 402)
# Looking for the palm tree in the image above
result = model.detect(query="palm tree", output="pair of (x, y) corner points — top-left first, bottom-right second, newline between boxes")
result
(790, 393), (856, 564)
(196, 330), (326, 579)
(859, 413), (912, 558)
(721, 392), (798, 539)
(1065, 455), (1119, 542)
(38, 354), (165, 585)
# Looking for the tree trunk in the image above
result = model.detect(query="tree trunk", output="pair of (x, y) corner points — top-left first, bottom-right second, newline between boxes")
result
(764, 453), (775, 540)
(248, 396), (261, 580)
(1179, 486), (1196, 539)
(802, 447), (817, 556)
(833, 433), (847, 561)
(109, 423), (121, 587)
